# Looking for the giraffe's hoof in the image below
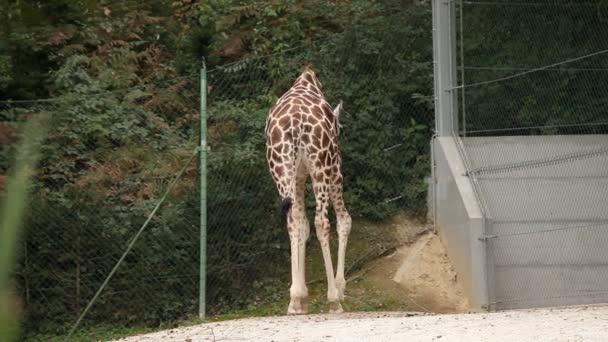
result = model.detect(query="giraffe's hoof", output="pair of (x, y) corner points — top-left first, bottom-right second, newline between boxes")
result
(287, 308), (308, 315)
(287, 299), (308, 315)
(329, 302), (344, 314)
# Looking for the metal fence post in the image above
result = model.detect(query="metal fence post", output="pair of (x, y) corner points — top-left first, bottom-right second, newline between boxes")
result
(432, 0), (459, 136)
(199, 59), (208, 319)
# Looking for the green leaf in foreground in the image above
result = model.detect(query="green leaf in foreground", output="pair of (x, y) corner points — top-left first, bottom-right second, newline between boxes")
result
(0, 114), (48, 342)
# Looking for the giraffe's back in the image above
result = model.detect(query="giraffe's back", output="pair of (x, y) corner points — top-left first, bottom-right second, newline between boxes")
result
(268, 91), (338, 159)
(265, 66), (342, 199)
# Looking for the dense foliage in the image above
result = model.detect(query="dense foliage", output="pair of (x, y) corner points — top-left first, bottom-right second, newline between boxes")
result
(461, 0), (608, 135)
(1, 0), (203, 334)
(0, 0), (435, 337)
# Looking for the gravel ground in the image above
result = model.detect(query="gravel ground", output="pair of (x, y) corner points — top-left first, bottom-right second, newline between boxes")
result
(113, 305), (608, 342)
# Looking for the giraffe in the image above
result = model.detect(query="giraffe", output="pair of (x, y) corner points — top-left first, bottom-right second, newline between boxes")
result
(265, 64), (351, 314)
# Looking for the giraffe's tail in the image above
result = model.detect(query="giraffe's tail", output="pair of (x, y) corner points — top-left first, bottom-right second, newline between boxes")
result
(280, 197), (293, 225)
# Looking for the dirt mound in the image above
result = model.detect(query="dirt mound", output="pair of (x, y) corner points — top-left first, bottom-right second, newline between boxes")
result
(349, 215), (471, 313)
(392, 232), (470, 312)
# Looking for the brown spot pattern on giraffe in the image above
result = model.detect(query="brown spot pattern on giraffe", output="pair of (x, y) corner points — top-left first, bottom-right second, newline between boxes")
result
(264, 65), (351, 296)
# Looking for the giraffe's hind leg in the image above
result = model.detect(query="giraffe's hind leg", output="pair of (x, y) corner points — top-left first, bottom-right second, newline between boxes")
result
(311, 171), (342, 313)
(331, 181), (351, 302)
(266, 143), (308, 315)
(286, 163), (310, 315)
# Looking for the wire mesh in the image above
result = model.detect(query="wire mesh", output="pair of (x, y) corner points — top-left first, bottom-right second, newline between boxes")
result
(457, 0), (608, 310)
(0, 3), (435, 338)
(1, 75), (201, 335)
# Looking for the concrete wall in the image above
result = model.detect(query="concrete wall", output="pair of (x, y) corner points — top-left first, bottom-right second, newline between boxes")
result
(433, 137), (488, 310)
(462, 135), (608, 310)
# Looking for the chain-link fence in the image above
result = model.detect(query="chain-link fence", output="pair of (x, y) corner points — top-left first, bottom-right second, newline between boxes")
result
(456, 0), (608, 310)
(2, 75), (202, 336)
(1, 3), (436, 339)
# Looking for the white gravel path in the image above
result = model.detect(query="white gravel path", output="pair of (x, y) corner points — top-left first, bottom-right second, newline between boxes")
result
(113, 305), (608, 342)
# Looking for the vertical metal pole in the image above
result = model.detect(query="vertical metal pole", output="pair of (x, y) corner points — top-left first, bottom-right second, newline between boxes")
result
(199, 58), (208, 319)
(433, 0), (459, 136)
(459, 0), (467, 136)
